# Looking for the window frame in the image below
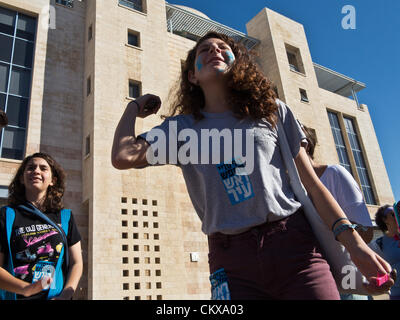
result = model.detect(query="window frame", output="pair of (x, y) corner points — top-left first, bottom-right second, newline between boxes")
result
(119, 0), (146, 14)
(327, 110), (377, 205)
(55, 0), (74, 9)
(299, 88), (309, 103)
(0, 7), (37, 160)
(127, 29), (140, 48)
(285, 43), (306, 75)
(128, 80), (141, 99)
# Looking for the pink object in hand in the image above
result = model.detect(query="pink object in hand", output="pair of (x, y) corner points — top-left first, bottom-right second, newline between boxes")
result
(376, 273), (389, 287)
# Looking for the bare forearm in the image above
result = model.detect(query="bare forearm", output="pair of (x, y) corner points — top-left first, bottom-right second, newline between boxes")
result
(0, 267), (40, 296)
(0, 267), (28, 295)
(59, 262), (83, 300)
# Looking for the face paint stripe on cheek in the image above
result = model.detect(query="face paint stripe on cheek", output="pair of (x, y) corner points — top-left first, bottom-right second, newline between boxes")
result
(196, 56), (203, 71)
(226, 51), (235, 65)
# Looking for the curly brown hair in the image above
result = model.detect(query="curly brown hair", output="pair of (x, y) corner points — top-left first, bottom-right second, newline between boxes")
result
(164, 32), (278, 125)
(375, 204), (392, 233)
(302, 125), (318, 159)
(8, 152), (66, 212)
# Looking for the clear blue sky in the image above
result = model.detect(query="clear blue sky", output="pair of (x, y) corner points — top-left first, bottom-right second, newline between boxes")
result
(170, 0), (400, 203)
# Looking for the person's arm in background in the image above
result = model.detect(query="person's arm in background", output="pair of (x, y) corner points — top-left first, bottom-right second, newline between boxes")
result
(0, 252), (51, 297)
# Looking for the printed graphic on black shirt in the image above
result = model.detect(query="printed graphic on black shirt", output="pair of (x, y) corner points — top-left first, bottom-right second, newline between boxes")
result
(12, 222), (63, 285)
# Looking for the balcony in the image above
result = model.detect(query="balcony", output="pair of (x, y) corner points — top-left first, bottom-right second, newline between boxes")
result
(165, 3), (259, 51)
(314, 63), (365, 103)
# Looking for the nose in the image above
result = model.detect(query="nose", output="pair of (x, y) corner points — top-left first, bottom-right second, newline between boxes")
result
(208, 43), (221, 54)
(32, 166), (41, 174)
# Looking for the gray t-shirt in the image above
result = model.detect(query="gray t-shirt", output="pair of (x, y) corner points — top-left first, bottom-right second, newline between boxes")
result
(138, 100), (306, 235)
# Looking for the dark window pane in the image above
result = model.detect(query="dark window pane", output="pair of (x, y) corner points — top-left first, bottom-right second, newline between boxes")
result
(0, 33), (13, 62)
(0, 62), (9, 92)
(0, 7), (15, 36)
(9, 66), (31, 97)
(343, 117), (376, 205)
(129, 82), (140, 98)
(6, 95), (28, 127)
(16, 13), (36, 41)
(120, 0), (143, 12)
(13, 39), (34, 68)
(0, 93), (5, 111)
(128, 33), (138, 46)
(56, 0), (74, 8)
(328, 111), (353, 176)
(1, 127), (25, 160)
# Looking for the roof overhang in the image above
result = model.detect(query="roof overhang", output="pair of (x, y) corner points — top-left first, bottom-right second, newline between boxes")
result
(314, 63), (366, 97)
(166, 3), (260, 51)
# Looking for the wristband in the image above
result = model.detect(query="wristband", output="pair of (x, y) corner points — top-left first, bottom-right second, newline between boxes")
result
(333, 223), (358, 241)
(331, 217), (349, 231)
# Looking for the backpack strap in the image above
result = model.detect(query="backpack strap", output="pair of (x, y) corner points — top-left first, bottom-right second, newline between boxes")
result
(47, 209), (71, 299)
(60, 209), (71, 236)
(0, 206), (17, 300)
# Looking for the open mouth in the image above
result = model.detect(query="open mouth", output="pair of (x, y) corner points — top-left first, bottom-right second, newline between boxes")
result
(208, 57), (225, 64)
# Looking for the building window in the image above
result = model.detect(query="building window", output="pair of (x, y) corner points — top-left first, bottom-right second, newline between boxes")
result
(299, 89), (309, 103)
(87, 76), (91, 96)
(56, 0), (74, 8)
(129, 80), (141, 99)
(119, 0), (143, 13)
(327, 112), (353, 175)
(327, 111), (376, 205)
(88, 24), (93, 41)
(85, 134), (90, 156)
(0, 7), (36, 160)
(343, 117), (376, 205)
(127, 30), (140, 47)
(285, 43), (305, 75)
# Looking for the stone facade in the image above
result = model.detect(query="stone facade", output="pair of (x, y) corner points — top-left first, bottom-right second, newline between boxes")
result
(0, 1), (394, 300)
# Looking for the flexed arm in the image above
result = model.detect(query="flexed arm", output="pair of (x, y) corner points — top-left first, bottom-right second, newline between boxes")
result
(111, 94), (161, 169)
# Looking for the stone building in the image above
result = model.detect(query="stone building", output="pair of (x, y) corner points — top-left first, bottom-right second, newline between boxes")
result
(0, 0), (394, 299)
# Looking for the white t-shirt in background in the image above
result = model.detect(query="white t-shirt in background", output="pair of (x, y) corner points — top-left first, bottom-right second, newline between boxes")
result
(320, 165), (373, 227)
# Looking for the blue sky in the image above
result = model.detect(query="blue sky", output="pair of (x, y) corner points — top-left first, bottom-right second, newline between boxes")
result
(170, 0), (400, 203)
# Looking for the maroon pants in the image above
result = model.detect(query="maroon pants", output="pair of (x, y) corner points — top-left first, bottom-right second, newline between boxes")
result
(208, 209), (340, 300)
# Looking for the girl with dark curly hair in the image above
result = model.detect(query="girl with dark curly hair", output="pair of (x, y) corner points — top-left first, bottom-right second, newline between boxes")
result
(370, 205), (400, 299)
(0, 153), (82, 300)
(112, 32), (394, 299)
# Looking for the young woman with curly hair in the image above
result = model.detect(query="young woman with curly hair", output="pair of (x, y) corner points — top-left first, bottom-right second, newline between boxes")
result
(370, 205), (400, 300)
(112, 32), (394, 299)
(0, 153), (82, 300)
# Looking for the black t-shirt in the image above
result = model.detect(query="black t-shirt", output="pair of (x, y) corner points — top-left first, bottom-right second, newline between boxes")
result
(0, 206), (81, 300)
